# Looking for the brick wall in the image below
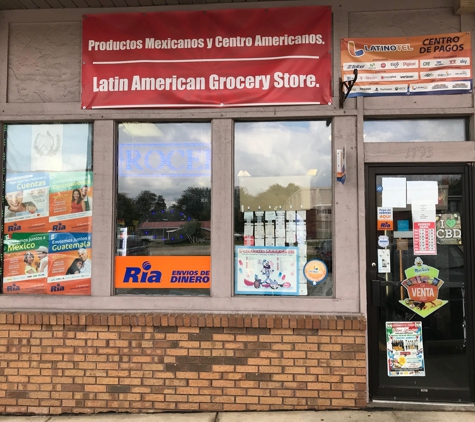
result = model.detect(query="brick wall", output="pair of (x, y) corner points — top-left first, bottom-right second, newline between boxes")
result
(0, 313), (367, 415)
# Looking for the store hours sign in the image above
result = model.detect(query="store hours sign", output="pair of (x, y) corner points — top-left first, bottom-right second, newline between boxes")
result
(81, 6), (332, 109)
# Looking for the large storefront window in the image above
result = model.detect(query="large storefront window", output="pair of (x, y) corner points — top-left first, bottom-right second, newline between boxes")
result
(2, 123), (93, 295)
(115, 122), (211, 296)
(234, 121), (332, 297)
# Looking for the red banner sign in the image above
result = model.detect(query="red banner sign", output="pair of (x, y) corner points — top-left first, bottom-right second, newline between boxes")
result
(81, 6), (332, 109)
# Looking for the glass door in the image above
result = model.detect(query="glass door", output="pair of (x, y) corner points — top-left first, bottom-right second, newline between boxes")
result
(366, 164), (474, 403)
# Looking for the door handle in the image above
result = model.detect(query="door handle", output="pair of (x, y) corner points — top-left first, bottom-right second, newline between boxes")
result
(372, 279), (381, 307)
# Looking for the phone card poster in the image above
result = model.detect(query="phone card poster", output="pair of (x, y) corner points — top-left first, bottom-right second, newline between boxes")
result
(235, 246), (299, 295)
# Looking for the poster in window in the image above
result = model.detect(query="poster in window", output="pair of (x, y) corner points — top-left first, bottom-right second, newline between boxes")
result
(47, 232), (92, 295)
(2, 124), (93, 295)
(386, 321), (425, 377)
(4, 173), (50, 233)
(235, 246), (299, 295)
(3, 233), (49, 294)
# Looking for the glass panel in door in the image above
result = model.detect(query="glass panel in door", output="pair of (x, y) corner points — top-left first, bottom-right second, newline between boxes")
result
(371, 171), (470, 402)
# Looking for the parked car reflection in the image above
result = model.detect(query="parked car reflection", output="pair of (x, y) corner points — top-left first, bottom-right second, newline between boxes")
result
(116, 235), (150, 256)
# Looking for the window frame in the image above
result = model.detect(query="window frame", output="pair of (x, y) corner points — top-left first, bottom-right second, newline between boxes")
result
(0, 116), (362, 315)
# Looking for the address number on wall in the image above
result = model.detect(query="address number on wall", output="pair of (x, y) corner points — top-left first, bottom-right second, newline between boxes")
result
(406, 146), (433, 159)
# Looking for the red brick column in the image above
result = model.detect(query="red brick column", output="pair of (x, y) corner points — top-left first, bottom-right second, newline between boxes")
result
(0, 313), (366, 415)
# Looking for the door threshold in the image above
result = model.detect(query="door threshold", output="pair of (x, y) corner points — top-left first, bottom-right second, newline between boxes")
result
(369, 400), (474, 411)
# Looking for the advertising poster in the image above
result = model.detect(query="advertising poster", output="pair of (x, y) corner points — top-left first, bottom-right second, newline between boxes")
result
(115, 256), (211, 289)
(399, 258), (448, 317)
(3, 233), (49, 294)
(47, 232), (92, 295)
(82, 6), (332, 109)
(377, 207), (393, 230)
(49, 171), (93, 233)
(341, 32), (472, 97)
(386, 321), (425, 377)
(2, 123), (93, 295)
(4, 173), (50, 233)
(235, 246), (299, 295)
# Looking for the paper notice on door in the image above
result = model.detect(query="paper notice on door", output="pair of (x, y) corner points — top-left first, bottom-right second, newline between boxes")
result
(378, 249), (391, 273)
(407, 181), (438, 204)
(412, 202), (436, 223)
(413, 221), (437, 255)
(412, 201), (437, 255)
(382, 178), (406, 208)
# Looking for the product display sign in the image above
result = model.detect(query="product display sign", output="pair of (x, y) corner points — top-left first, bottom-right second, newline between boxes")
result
(386, 321), (425, 377)
(399, 258), (448, 317)
(235, 246), (299, 295)
(82, 6), (332, 109)
(2, 124), (93, 295)
(115, 256), (210, 289)
(341, 32), (472, 97)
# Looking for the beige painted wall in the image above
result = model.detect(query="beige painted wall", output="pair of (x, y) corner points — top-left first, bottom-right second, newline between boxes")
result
(0, 0), (473, 315)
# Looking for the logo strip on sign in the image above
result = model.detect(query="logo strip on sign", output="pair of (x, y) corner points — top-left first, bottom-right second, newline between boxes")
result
(341, 32), (472, 98)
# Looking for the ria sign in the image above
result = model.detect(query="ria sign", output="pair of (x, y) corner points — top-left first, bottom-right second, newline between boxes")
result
(115, 256), (211, 289)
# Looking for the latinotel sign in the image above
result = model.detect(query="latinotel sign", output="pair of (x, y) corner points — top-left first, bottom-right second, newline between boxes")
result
(341, 32), (472, 97)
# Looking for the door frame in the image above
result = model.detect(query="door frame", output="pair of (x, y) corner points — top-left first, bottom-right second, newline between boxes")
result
(365, 163), (475, 403)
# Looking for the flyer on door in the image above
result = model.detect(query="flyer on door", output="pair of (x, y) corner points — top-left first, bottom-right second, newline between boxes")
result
(386, 321), (425, 377)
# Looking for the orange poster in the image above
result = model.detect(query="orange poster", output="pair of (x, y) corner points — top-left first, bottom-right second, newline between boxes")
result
(377, 207), (393, 231)
(3, 233), (49, 294)
(341, 32), (472, 97)
(115, 256), (211, 289)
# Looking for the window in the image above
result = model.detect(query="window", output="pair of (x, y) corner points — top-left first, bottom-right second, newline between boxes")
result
(364, 118), (468, 142)
(2, 123), (93, 295)
(115, 122), (211, 296)
(234, 121), (332, 296)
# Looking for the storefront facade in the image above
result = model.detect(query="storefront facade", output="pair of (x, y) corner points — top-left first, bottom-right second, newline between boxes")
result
(0, 0), (474, 414)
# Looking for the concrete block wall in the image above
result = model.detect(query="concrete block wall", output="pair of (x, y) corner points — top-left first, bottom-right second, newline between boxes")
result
(0, 313), (366, 415)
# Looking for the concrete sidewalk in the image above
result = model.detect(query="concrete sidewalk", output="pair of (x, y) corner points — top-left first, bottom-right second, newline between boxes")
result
(2, 411), (475, 422)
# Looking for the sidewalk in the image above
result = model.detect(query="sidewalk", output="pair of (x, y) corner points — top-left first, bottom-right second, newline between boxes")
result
(2, 410), (475, 422)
